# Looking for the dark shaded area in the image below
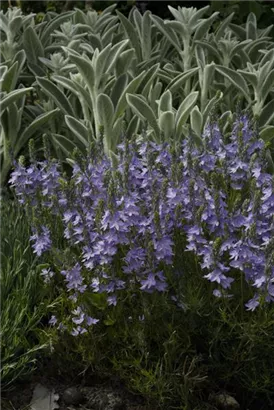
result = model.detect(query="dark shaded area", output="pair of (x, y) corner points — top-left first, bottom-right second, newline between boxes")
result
(1, 0), (274, 29)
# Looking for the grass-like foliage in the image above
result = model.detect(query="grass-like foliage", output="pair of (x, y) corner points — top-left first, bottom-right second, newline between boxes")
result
(9, 114), (274, 408)
(0, 200), (51, 391)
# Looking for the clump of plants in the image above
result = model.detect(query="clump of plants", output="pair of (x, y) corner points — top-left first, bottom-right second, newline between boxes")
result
(0, 200), (51, 391)
(9, 113), (274, 409)
(1, 4), (274, 189)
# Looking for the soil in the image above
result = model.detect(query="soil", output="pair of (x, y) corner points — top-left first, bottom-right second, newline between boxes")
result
(1, 360), (158, 410)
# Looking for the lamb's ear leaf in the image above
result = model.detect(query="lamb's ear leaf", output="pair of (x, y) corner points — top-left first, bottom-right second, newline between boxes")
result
(110, 73), (128, 107)
(116, 10), (142, 61)
(65, 115), (89, 146)
(159, 90), (173, 114)
(40, 11), (74, 46)
(150, 14), (181, 54)
(190, 105), (203, 137)
(215, 12), (235, 41)
(159, 111), (174, 140)
(97, 93), (114, 142)
(0, 87), (33, 112)
(1, 61), (19, 92)
(36, 77), (74, 116)
(126, 93), (160, 141)
(126, 115), (140, 137)
(259, 98), (274, 127)
(23, 26), (44, 65)
(115, 71), (145, 119)
(106, 40), (129, 74)
(16, 109), (60, 155)
(175, 92), (199, 133)
(115, 48), (135, 76)
(141, 10), (152, 60)
(259, 126), (274, 143)
(193, 12), (219, 41)
(168, 68), (199, 94)
(215, 66), (250, 101)
(67, 53), (95, 93)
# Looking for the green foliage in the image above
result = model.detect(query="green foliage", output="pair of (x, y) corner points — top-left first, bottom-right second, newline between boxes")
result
(211, 1), (274, 35)
(1, 3), (274, 188)
(0, 200), (51, 390)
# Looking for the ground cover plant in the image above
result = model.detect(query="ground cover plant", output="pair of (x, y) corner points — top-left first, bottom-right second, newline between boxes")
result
(2, 3), (274, 409)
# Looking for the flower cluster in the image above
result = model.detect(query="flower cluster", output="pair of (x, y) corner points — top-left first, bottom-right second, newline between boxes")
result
(10, 114), (274, 333)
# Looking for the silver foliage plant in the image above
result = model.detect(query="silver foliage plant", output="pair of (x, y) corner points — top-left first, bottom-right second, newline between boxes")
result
(1, 4), (274, 186)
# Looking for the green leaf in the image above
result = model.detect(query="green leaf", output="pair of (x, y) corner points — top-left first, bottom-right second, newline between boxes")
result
(261, 70), (274, 104)
(95, 44), (112, 86)
(137, 63), (160, 98)
(159, 90), (173, 114)
(1, 62), (18, 93)
(23, 26), (44, 68)
(9, 16), (22, 35)
(266, 149), (274, 174)
(106, 40), (129, 74)
(40, 12), (74, 47)
(0, 88), (33, 113)
(149, 81), (163, 113)
(112, 116), (123, 150)
(141, 11), (152, 60)
(102, 23), (119, 48)
(150, 14), (181, 54)
(11, 50), (26, 74)
(202, 91), (223, 125)
(16, 109), (60, 155)
(165, 21), (189, 38)
(0, 66), (7, 80)
(116, 10), (141, 61)
(190, 105), (203, 136)
(201, 63), (215, 105)
(215, 66), (250, 101)
(246, 12), (257, 40)
(237, 70), (258, 90)
(53, 75), (93, 111)
(97, 93), (114, 144)
(115, 48), (135, 76)
(193, 12), (219, 41)
(7, 102), (19, 145)
(194, 40), (220, 61)
(168, 68), (199, 94)
(175, 92), (199, 135)
(215, 12), (235, 42)
(36, 77), (74, 116)
(188, 5), (211, 26)
(259, 126), (274, 142)
(67, 53), (95, 94)
(159, 111), (174, 140)
(65, 115), (89, 147)
(110, 73), (128, 107)
(115, 71), (145, 119)
(126, 93), (160, 141)
(51, 133), (81, 157)
(259, 99), (274, 127)
(230, 23), (246, 41)
(126, 115), (140, 136)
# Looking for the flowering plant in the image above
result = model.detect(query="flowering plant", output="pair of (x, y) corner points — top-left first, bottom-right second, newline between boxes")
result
(10, 113), (274, 335)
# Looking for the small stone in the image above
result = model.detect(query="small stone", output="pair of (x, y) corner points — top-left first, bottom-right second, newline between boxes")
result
(63, 387), (84, 406)
(83, 387), (125, 410)
(210, 392), (240, 410)
(106, 392), (125, 410)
